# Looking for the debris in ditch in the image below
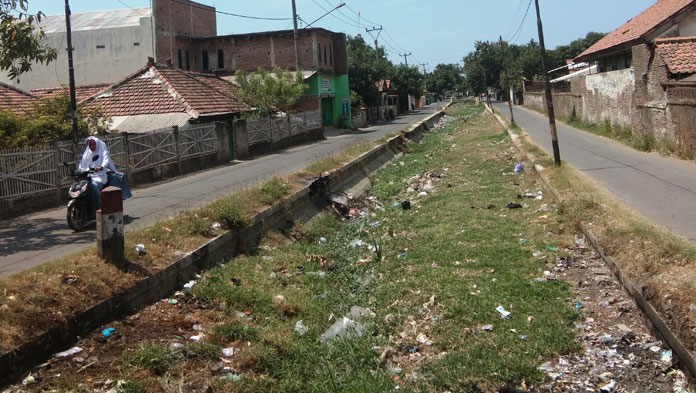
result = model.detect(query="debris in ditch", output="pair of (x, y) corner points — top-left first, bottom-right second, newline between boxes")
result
(193, 324), (204, 331)
(211, 222), (221, 230)
(53, 346), (83, 359)
(221, 347), (235, 357)
(547, 245), (558, 252)
(514, 163), (524, 173)
(401, 200), (412, 210)
(506, 202), (522, 209)
(168, 298), (178, 305)
(661, 350), (672, 363)
(418, 191), (428, 197)
(575, 234), (587, 250)
(496, 306), (511, 319)
(222, 373), (242, 382)
(101, 327), (115, 338)
(416, 333), (433, 346)
(482, 324), (494, 332)
(135, 244), (146, 254)
(295, 320), (309, 336)
(319, 317), (364, 345)
(183, 280), (196, 289)
(189, 334), (204, 342)
(348, 306), (376, 322)
(599, 380), (617, 393)
(273, 294), (287, 305)
(21, 375), (36, 385)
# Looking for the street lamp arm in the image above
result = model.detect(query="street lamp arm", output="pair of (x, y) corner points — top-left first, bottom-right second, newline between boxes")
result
(303, 2), (345, 29)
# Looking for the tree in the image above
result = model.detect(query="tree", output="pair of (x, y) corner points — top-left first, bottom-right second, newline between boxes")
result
(1, 0), (57, 80)
(347, 35), (393, 107)
(426, 64), (463, 96)
(234, 66), (307, 118)
(0, 90), (112, 148)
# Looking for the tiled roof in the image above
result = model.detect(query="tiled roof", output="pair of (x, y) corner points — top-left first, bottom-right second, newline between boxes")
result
(0, 82), (38, 115)
(82, 64), (249, 118)
(656, 36), (696, 73)
(577, 0), (696, 60)
(31, 84), (111, 102)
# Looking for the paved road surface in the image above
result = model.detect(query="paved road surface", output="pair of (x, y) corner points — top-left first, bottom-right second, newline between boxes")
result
(493, 102), (696, 243)
(0, 105), (439, 278)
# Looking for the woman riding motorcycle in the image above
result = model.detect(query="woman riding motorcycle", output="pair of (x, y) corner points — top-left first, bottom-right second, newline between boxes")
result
(78, 136), (131, 210)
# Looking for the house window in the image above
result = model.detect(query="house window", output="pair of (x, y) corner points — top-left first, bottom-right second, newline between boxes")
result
(178, 49), (183, 69)
(185, 50), (190, 71)
(202, 50), (209, 71)
(323, 44), (327, 65)
(329, 45), (333, 65)
(317, 42), (322, 64)
(133, 42), (140, 46)
(217, 49), (224, 69)
(96, 45), (105, 49)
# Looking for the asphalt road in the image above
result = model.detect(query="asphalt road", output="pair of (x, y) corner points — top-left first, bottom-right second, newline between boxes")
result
(0, 104), (439, 278)
(493, 102), (696, 243)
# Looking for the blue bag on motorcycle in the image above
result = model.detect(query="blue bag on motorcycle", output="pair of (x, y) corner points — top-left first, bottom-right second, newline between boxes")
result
(107, 171), (132, 200)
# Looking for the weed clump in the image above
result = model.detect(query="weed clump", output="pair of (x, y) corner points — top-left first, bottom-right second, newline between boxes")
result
(258, 177), (290, 205)
(210, 198), (248, 229)
(213, 322), (259, 342)
(122, 342), (177, 375)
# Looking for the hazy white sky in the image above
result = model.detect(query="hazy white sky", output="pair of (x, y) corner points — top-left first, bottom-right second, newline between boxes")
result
(28, 0), (657, 71)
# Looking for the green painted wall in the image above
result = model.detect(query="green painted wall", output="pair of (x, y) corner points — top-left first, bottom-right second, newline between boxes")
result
(303, 73), (351, 127)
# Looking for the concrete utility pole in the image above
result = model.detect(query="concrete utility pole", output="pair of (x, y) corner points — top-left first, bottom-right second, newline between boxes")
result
(64, 0), (79, 143)
(365, 26), (383, 54)
(534, 0), (561, 166)
(499, 36), (515, 126)
(400, 52), (411, 66)
(420, 63), (428, 74)
(292, 0), (301, 72)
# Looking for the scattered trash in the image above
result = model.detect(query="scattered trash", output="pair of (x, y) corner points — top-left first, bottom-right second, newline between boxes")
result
(546, 245), (558, 252)
(348, 208), (360, 217)
(574, 234), (587, 249)
(135, 244), (145, 254)
(518, 334), (528, 340)
(319, 237), (327, 243)
(348, 306), (376, 322)
(496, 306), (511, 319)
(599, 380), (617, 393)
(169, 343), (184, 351)
(418, 191), (428, 197)
(53, 346), (83, 359)
(519, 239), (529, 245)
(482, 324), (494, 332)
(319, 317), (364, 345)
(349, 239), (365, 248)
(273, 294), (286, 305)
(193, 324), (204, 331)
(222, 373), (242, 382)
(401, 200), (412, 210)
(262, 256), (274, 261)
(661, 350), (672, 363)
(189, 334), (204, 342)
(101, 327), (115, 338)
(168, 298), (178, 305)
(506, 202), (522, 209)
(22, 375), (36, 385)
(431, 262), (438, 268)
(575, 302), (583, 310)
(392, 201), (402, 208)
(295, 320), (309, 336)
(416, 333), (433, 346)
(514, 163), (524, 173)
(532, 251), (544, 258)
(221, 348), (235, 357)
(183, 280), (196, 289)
(211, 222), (221, 230)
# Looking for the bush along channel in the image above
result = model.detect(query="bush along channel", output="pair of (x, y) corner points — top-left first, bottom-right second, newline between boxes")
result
(5, 102), (691, 392)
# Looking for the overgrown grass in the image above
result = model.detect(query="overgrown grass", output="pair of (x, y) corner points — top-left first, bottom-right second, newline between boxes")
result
(297, 140), (377, 177)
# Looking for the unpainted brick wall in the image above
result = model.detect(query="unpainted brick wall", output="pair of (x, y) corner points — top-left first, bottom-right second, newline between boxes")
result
(153, 0), (216, 64)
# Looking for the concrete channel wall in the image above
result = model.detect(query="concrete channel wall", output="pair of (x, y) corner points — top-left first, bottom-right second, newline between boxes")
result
(0, 104), (452, 387)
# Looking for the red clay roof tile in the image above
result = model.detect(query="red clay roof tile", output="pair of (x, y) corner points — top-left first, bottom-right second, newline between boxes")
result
(656, 36), (696, 73)
(0, 82), (38, 116)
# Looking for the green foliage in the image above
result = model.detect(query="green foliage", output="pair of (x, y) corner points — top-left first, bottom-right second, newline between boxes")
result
(392, 64), (424, 99)
(347, 35), (394, 107)
(0, 1), (57, 80)
(122, 343), (177, 375)
(183, 341), (221, 361)
(209, 198), (248, 229)
(426, 63), (464, 96)
(0, 90), (112, 148)
(213, 322), (259, 342)
(258, 177), (290, 205)
(235, 66), (307, 118)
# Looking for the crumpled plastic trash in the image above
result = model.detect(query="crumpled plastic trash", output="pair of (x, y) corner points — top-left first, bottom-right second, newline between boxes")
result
(348, 306), (375, 322)
(295, 320), (308, 336)
(189, 334), (204, 342)
(514, 162), (524, 173)
(183, 280), (196, 289)
(102, 327), (115, 338)
(417, 333), (433, 346)
(211, 222), (221, 230)
(222, 347), (235, 357)
(496, 306), (511, 319)
(22, 375), (36, 385)
(574, 234), (587, 249)
(401, 200), (412, 210)
(135, 244), (146, 254)
(600, 380), (617, 393)
(54, 346), (83, 358)
(274, 294), (287, 305)
(506, 202), (522, 209)
(418, 191), (428, 197)
(482, 324), (494, 332)
(349, 239), (365, 248)
(319, 317), (364, 345)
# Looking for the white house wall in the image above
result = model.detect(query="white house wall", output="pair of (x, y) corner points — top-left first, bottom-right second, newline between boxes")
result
(0, 17), (155, 90)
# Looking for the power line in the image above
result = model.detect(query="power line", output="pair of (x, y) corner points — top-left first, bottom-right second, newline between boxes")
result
(310, 0), (363, 28)
(504, 0), (525, 39)
(508, 0), (533, 43)
(215, 9), (292, 21)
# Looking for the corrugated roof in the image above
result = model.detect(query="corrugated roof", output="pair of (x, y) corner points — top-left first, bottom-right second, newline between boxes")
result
(0, 82), (38, 115)
(656, 36), (696, 74)
(577, 0), (696, 61)
(40, 8), (151, 34)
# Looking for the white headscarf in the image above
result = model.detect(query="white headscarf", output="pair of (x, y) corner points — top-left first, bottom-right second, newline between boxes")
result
(78, 136), (114, 184)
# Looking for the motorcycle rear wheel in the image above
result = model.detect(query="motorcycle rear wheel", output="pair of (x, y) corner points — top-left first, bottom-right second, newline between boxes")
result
(67, 202), (88, 231)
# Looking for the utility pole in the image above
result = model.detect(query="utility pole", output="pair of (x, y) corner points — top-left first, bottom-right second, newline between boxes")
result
(420, 63), (428, 74)
(534, 0), (561, 166)
(499, 36), (515, 126)
(292, 0), (301, 72)
(365, 26), (383, 54)
(400, 52), (411, 66)
(420, 62), (428, 92)
(64, 0), (78, 143)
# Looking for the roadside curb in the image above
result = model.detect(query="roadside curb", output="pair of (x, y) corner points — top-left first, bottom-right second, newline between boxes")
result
(0, 103), (452, 387)
(486, 104), (696, 382)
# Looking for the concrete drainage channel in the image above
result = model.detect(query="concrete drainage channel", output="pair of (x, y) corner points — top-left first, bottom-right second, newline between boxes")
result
(487, 106), (696, 384)
(0, 105), (452, 387)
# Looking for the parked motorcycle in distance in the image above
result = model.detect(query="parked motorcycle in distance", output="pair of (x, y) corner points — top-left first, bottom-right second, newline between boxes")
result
(64, 155), (99, 231)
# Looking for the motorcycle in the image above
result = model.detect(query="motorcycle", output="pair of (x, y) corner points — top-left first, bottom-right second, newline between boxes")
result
(64, 155), (100, 231)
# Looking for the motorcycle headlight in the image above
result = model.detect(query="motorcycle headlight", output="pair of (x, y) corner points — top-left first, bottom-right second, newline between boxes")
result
(69, 190), (80, 198)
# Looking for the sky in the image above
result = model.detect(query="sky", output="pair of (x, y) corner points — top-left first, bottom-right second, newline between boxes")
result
(26, 0), (657, 72)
